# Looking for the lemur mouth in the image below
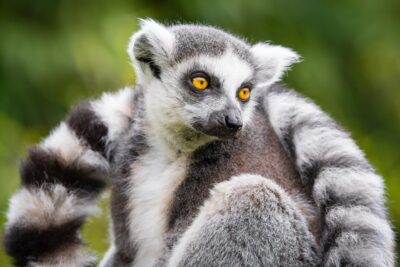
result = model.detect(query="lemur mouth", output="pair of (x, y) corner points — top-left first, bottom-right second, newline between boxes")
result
(192, 122), (242, 140)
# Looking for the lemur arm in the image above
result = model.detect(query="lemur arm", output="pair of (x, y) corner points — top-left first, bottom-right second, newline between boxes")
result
(4, 87), (135, 267)
(265, 85), (395, 267)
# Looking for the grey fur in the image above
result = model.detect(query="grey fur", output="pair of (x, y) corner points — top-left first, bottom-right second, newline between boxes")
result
(4, 20), (394, 267)
(171, 25), (253, 64)
(265, 85), (394, 266)
(171, 175), (319, 267)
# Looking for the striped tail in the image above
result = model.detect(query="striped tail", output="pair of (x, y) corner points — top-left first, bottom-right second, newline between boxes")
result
(4, 88), (135, 267)
(265, 84), (395, 267)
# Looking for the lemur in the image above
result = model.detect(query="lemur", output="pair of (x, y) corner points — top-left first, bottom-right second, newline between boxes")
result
(4, 19), (395, 267)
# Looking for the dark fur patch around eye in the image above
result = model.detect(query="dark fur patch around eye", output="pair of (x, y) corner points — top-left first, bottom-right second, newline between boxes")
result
(239, 81), (254, 91)
(182, 68), (222, 97)
(189, 71), (210, 82)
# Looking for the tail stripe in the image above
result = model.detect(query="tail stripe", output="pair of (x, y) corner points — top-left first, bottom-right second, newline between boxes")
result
(20, 146), (107, 196)
(67, 101), (108, 156)
(4, 217), (84, 267)
(314, 168), (386, 218)
(266, 85), (394, 266)
(5, 185), (99, 267)
(4, 88), (136, 266)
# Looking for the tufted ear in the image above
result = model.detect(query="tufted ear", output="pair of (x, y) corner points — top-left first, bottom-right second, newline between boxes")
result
(128, 19), (174, 82)
(251, 43), (301, 87)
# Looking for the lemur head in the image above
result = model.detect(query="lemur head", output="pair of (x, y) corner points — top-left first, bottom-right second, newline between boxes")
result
(128, 19), (299, 151)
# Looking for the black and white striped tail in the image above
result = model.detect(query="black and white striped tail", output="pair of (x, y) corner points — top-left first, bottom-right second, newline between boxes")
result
(4, 88), (134, 267)
(265, 84), (395, 267)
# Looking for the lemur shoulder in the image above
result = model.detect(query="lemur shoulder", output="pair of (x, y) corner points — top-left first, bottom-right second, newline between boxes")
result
(4, 19), (395, 267)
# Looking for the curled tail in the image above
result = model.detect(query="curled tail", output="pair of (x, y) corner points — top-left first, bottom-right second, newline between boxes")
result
(4, 88), (135, 267)
(265, 85), (395, 266)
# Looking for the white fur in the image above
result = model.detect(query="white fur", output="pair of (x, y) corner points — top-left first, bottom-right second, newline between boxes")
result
(142, 74), (217, 155)
(127, 149), (188, 267)
(40, 122), (109, 173)
(91, 87), (135, 143)
(251, 42), (300, 87)
(41, 122), (84, 162)
(6, 185), (99, 228)
(80, 148), (110, 172)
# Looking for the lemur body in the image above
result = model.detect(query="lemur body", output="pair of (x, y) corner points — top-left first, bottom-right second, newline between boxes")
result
(4, 20), (394, 267)
(107, 86), (319, 267)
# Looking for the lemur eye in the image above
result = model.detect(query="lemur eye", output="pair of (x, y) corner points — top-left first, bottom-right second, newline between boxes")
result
(192, 77), (208, 90)
(238, 87), (251, 101)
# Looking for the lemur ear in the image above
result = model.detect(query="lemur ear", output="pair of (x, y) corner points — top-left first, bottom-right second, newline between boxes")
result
(128, 19), (174, 80)
(251, 43), (301, 87)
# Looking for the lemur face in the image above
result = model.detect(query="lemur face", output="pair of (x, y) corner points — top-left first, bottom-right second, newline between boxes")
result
(164, 43), (255, 139)
(128, 19), (300, 141)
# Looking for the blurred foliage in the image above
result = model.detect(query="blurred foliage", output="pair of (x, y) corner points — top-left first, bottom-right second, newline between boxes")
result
(0, 0), (399, 265)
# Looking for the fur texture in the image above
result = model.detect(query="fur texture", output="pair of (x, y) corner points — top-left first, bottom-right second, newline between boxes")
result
(168, 174), (319, 267)
(265, 86), (394, 266)
(4, 19), (394, 267)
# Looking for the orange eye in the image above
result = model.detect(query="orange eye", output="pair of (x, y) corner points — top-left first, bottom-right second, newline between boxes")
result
(192, 77), (208, 90)
(238, 87), (251, 101)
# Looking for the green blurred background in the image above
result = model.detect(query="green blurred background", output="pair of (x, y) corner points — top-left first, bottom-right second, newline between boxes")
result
(0, 0), (399, 265)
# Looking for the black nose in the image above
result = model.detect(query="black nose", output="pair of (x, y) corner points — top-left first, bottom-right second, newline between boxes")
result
(225, 113), (243, 131)
(192, 107), (243, 139)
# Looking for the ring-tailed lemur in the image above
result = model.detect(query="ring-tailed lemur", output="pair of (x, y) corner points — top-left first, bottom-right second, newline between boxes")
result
(4, 19), (394, 267)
